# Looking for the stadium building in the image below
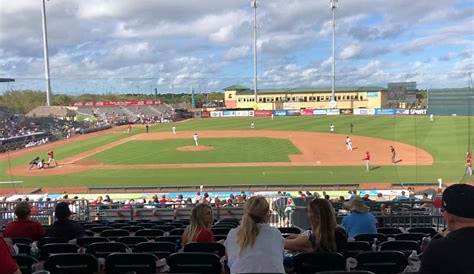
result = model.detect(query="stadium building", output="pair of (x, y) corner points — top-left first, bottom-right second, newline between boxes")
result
(224, 85), (386, 110)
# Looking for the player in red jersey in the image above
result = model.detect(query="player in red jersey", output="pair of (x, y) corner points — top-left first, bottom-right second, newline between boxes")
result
(465, 152), (472, 176)
(362, 151), (370, 172)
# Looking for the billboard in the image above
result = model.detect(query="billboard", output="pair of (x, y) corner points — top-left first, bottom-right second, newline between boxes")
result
(201, 111), (210, 118)
(210, 111), (223, 117)
(326, 109), (341, 115)
(301, 109), (314, 116)
(313, 109), (327, 115)
(286, 110), (301, 116)
(375, 108), (396, 115)
(223, 110), (235, 117)
(273, 110), (287, 116)
(353, 108), (375, 115)
(387, 82), (417, 103)
(255, 110), (272, 117)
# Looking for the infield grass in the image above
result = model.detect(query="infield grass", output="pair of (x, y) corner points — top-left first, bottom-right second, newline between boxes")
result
(0, 115), (473, 188)
(91, 138), (300, 164)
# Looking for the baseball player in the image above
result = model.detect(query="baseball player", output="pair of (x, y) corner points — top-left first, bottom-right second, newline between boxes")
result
(145, 123), (149, 133)
(430, 114), (434, 122)
(390, 146), (396, 164)
(250, 121), (255, 129)
(345, 136), (353, 151)
(172, 126), (176, 135)
(362, 151), (371, 172)
(193, 133), (199, 146)
(47, 150), (57, 167)
(465, 152), (472, 176)
(330, 123), (335, 133)
(127, 124), (132, 134)
(29, 156), (40, 170)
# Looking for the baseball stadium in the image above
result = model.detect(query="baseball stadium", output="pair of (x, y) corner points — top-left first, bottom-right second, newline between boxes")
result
(1, 1), (473, 274)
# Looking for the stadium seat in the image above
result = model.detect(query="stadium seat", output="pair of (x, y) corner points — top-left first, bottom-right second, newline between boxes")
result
(133, 241), (176, 259)
(316, 271), (375, 274)
(100, 229), (129, 238)
(278, 227), (302, 234)
(408, 227), (437, 236)
(84, 230), (95, 237)
(211, 226), (231, 234)
(40, 243), (79, 260)
(110, 223), (128, 229)
(44, 253), (98, 274)
(377, 227), (403, 235)
(168, 252), (222, 274)
(355, 251), (407, 274)
(135, 228), (165, 239)
(380, 240), (421, 256)
(38, 237), (67, 248)
(154, 224), (176, 231)
(115, 236), (149, 247)
(345, 241), (371, 258)
(14, 254), (38, 274)
(183, 242), (225, 257)
(86, 242), (128, 258)
(293, 252), (345, 274)
(122, 225), (144, 232)
(89, 226), (113, 233)
(214, 234), (227, 241)
(136, 222), (156, 229)
(354, 233), (387, 244)
(76, 236), (109, 247)
(394, 232), (426, 242)
(156, 235), (182, 247)
(169, 228), (186, 236)
(15, 243), (32, 255)
(11, 237), (33, 245)
(105, 253), (157, 274)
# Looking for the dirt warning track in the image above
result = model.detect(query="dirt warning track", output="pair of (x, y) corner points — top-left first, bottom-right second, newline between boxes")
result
(9, 130), (433, 176)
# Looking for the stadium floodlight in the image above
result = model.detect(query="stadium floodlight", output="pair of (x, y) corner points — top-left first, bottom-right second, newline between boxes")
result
(251, 0), (258, 105)
(329, 0), (338, 109)
(41, 0), (52, 106)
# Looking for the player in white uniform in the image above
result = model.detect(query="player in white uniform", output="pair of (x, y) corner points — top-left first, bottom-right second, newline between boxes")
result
(193, 133), (199, 146)
(345, 136), (353, 151)
(250, 121), (255, 129)
(430, 114), (434, 122)
(330, 123), (335, 133)
(172, 126), (176, 134)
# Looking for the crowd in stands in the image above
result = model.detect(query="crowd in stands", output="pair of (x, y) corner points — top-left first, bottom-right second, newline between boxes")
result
(0, 184), (472, 273)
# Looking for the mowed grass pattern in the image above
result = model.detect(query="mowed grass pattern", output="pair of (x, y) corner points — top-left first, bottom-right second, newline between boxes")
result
(91, 138), (300, 164)
(0, 115), (473, 188)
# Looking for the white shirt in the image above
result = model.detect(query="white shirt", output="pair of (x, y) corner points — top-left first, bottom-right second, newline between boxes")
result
(225, 224), (285, 274)
(193, 134), (198, 141)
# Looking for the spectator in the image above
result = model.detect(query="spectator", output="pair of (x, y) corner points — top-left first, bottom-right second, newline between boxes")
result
(225, 196), (285, 274)
(159, 195), (167, 204)
(284, 198), (347, 253)
(419, 184), (474, 274)
(0, 237), (20, 274)
(341, 197), (377, 239)
(3, 202), (45, 241)
(47, 202), (85, 241)
(181, 204), (214, 246)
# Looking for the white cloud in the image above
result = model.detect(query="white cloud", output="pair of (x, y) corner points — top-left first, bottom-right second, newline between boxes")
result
(340, 44), (363, 59)
(223, 46), (250, 61)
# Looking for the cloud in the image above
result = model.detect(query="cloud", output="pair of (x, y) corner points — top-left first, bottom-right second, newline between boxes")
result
(223, 46), (251, 61)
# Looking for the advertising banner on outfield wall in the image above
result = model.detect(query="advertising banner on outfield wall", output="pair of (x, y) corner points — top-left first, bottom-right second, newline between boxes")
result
(210, 111), (223, 117)
(313, 109), (327, 115)
(193, 111), (202, 118)
(235, 110), (249, 117)
(286, 110), (301, 116)
(274, 110), (287, 116)
(201, 111), (210, 118)
(255, 110), (272, 117)
(301, 109), (314, 116)
(375, 108), (396, 115)
(223, 110), (235, 117)
(248, 110), (255, 117)
(353, 108), (375, 115)
(326, 109), (341, 115)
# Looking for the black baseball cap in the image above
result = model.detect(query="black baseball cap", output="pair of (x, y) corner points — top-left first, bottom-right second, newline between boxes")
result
(442, 184), (474, 218)
(55, 202), (72, 220)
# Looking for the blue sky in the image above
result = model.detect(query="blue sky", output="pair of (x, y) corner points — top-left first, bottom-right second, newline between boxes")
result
(0, 0), (472, 94)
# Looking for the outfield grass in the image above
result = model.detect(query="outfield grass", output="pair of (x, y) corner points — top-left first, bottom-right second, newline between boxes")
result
(91, 138), (300, 164)
(0, 115), (473, 188)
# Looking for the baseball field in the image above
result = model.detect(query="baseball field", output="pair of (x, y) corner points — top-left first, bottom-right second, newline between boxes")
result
(0, 115), (472, 191)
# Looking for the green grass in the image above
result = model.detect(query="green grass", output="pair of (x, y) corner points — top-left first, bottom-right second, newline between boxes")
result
(91, 138), (300, 164)
(1, 115), (473, 188)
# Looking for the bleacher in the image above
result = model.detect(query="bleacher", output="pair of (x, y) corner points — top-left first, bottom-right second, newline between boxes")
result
(0, 198), (444, 274)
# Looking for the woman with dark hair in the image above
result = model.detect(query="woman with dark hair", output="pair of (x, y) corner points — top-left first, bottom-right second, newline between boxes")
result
(284, 198), (347, 253)
(4, 201), (45, 241)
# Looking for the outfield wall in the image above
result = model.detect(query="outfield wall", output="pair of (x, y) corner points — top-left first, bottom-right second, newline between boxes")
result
(195, 108), (427, 118)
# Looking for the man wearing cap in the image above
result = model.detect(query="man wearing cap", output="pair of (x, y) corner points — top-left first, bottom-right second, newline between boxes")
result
(47, 202), (85, 241)
(419, 184), (474, 274)
(341, 197), (377, 239)
(3, 202), (45, 241)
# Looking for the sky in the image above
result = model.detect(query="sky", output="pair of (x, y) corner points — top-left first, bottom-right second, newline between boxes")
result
(0, 0), (473, 94)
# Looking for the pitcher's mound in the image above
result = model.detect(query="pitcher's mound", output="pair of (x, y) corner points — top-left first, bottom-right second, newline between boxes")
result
(176, 145), (214, 152)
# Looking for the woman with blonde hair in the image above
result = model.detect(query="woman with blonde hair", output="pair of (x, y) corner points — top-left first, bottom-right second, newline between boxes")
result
(181, 203), (214, 245)
(225, 196), (284, 274)
(284, 198), (347, 253)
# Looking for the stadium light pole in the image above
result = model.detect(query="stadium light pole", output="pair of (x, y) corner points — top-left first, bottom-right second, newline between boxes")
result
(41, 0), (52, 106)
(251, 0), (258, 105)
(329, 0), (338, 109)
